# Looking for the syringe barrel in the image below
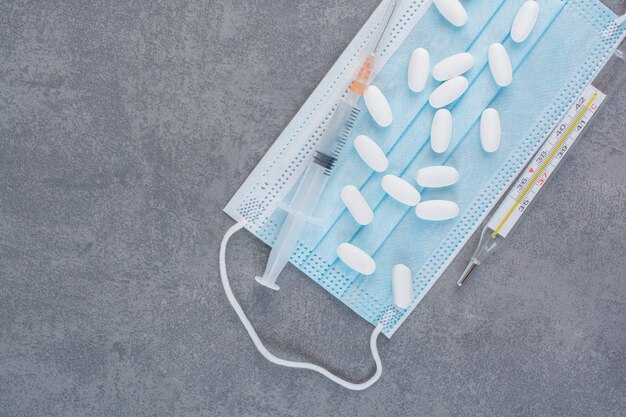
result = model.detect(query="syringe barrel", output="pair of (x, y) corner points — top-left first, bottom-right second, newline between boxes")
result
(289, 162), (330, 214)
(255, 162), (329, 289)
(313, 97), (360, 175)
(315, 99), (356, 156)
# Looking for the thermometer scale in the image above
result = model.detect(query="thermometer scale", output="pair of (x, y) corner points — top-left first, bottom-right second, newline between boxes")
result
(458, 45), (625, 286)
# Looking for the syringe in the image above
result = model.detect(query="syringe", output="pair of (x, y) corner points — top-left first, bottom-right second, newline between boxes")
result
(255, 0), (397, 290)
(457, 40), (626, 286)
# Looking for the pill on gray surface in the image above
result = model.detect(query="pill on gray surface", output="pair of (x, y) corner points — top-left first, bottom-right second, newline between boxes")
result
(354, 134), (388, 172)
(480, 108), (501, 152)
(428, 76), (469, 108)
(430, 109), (452, 153)
(416, 166), (459, 188)
(364, 85), (393, 127)
(432, 52), (474, 81)
(408, 48), (430, 93)
(392, 264), (413, 309)
(415, 200), (460, 221)
(337, 242), (376, 275)
(511, 0), (539, 43)
(488, 43), (513, 87)
(381, 175), (421, 206)
(341, 185), (374, 226)
(432, 0), (468, 27)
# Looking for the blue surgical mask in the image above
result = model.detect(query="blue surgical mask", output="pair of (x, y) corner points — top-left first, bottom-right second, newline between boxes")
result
(221, 0), (626, 389)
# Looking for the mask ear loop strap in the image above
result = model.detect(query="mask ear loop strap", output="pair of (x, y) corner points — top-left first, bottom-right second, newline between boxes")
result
(219, 220), (385, 391)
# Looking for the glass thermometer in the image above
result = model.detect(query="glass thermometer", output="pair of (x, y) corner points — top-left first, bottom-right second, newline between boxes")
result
(457, 44), (626, 286)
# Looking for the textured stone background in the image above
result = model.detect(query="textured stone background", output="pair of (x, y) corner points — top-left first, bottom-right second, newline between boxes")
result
(1, 1), (625, 416)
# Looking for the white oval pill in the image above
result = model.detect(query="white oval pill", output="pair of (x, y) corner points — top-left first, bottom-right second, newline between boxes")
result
(488, 43), (513, 87)
(392, 264), (413, 309)
(430, 109), (452, 153)
(381, 175), (421, 206)
(341, 185), (374, 226)
(354, 134), (388, 172)
(511, 0), (539, 43)
(416, 166), (460, 188)
(432, 0), (468, 27)
(408, 48), (430, 93)
(428, 76), (469, 108)
(415, 200), (460, 221)
(337, 243), (376, 275)
(364, 85), (393, 127)
(480, 108), (501, 152)
(432, 52), (475, 81)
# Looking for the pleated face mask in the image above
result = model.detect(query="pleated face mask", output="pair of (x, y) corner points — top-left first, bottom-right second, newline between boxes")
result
(220, 0), (626, 389)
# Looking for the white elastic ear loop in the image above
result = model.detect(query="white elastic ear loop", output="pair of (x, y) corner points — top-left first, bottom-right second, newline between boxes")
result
(219, 220), (385, 391)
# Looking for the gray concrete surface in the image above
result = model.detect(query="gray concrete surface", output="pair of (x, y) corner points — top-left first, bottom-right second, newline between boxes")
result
(1, 1), (625, 416)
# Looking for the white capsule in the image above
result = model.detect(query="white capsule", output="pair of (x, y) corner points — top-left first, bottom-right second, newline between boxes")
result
(381, 175), (421, 206)
(480, 108), (501, 152)
(408, 48), (430, 93)
(488, 43), (513, 87)
(416, 166), (459, 188)
(354, 134), (388, 172)
(432, 52), (475, 81)
(337, 243), (376, 275)
(432, 0), (468, 27)
(392, 264), (413, 309)
(428, 76), (469, 108)
(511, 1), (539, 43)
(341, 185), (374, 226)
(415, 200), (460, 221)
(364, 85), (393, 127)
(430, 109), (452, 154)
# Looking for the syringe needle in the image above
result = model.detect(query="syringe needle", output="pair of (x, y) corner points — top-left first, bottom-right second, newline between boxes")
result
(373, 0), (398, 54)
(350, 0), (398, 96)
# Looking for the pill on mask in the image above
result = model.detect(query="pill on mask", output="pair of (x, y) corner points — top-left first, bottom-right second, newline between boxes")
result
(408, 48), (430, 93)
(341, 185), (374, 226)
(415, 200), (460, 221)
(480, 108), (501, 152)
(511, 0), (539, 43)
(488, 43), (513, 87)
(354, 134), (388, 172)
(415, 166), (460, 188)
(428, 76), (469, 108)
(381, 175), (421, 206)
(392, 264), (413, 309)
(432, 52), (475, 81)
(432, 0), (468, 27)
(430, 109), (452, 153)
(364, 85), (393, 127)
(337, 242), (376, 275)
